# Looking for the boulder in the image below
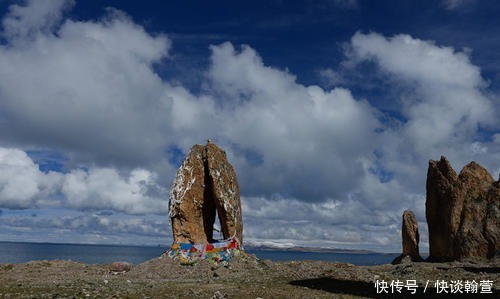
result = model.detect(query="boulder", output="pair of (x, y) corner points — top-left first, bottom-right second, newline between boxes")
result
(425, 156), (499, 261)
(169, 141), (243, 245)
(109, 261), (132, 273)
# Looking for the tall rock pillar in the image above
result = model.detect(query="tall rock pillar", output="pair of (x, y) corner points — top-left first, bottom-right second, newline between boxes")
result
(169, 141), (243, 245)
(393, 210), (422, 264)
(401, 210), (422, 261)
(425, 156), (499, 261)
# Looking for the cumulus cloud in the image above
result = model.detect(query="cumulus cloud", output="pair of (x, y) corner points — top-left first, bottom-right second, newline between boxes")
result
(208, 42), (381, 200)
(62, 167), (167, 214)
(230, 31), (496, 250)
(0, 148), (61, 209)
(0, 0), (382, 204)
(347, 32), (499, 192)
(0, 147), (167, 214)
(0, 0), (388, 248)
(1, 0), (73, 40)
(0, 0), (172, 170)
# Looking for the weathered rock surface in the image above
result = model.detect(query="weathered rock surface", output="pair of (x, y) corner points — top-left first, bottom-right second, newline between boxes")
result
(169, 144), (207, 244)
(169, 141), (242, 245)
(402, 210), (421, 260)
(393, 210), (422, 264)
(426, 156), (499, 261)
(205, 142), (243, 245)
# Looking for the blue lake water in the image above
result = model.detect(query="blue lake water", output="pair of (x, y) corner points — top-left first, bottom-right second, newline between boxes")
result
(0, 241), (398, 266)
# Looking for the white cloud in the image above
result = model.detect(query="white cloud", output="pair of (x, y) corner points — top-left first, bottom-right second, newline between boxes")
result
(0, 147), (167, 214)
(0, 148), (62, 209)
(0, 0), (172, 170)
(208, 42), (381, 200)
(62, 168), (167, 214)
(349, 33), (484, 88)
(348, 32), (499, 192)
(0, 0), (382, 204)
(2, 0), (73, 40)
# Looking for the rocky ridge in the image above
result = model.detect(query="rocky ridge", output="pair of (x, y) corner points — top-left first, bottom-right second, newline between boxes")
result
(425, 156), (499, 261)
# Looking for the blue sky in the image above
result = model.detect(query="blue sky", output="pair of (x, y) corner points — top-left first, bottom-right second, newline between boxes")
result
(0, 0), (499, 252)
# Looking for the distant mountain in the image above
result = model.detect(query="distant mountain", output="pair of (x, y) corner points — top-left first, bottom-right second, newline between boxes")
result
(243, 241), (376, 254)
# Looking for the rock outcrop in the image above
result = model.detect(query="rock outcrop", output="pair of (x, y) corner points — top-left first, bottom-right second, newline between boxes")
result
(402, 210), (422, 261)
(426, 156), (499, 261)
(393, 210), (422, 264)
(169, 141), (243, 245)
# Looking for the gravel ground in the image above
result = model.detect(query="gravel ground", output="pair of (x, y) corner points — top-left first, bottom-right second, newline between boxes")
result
(0, 253), (498, 298)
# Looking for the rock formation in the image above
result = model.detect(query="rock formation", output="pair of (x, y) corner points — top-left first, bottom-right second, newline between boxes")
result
(169, 141), (243, 245)
(392, 210), (422, 264)
(402, 210), (422, 261)
(426, 156), (499, 261)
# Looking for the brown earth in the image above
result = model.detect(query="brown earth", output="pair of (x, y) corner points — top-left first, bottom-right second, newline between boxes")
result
(0, 253), (498, 298)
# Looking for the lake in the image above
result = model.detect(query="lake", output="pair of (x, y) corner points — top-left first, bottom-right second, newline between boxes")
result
(0, 241), (398, 266)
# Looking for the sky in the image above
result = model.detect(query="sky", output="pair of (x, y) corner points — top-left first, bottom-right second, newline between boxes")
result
(0, 0), (499, 253)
